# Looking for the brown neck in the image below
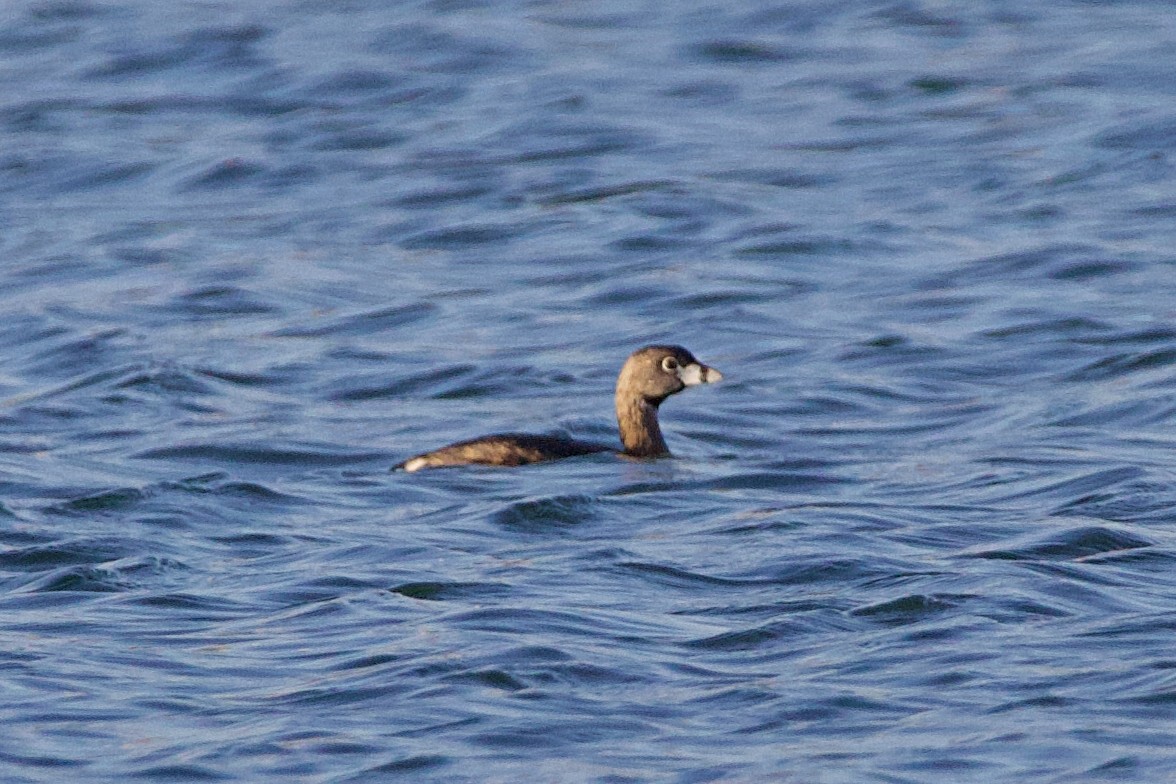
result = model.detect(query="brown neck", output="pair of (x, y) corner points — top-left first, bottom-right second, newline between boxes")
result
(616, 393), (669, 457)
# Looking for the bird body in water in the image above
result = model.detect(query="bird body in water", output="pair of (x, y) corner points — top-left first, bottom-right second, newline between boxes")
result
(396, 345), (722, 471)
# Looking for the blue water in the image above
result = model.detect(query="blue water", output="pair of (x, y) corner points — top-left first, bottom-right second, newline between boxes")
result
(3, 1), (1176, 781)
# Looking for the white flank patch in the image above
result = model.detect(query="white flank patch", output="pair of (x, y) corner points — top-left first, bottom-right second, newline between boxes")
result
(402, 457), (428, 472)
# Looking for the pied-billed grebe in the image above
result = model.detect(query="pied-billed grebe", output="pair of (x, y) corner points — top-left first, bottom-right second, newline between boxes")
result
(396, 345), (722, 471)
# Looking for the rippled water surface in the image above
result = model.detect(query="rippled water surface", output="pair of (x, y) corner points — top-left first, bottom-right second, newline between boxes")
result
(3, 1), (1176, 781)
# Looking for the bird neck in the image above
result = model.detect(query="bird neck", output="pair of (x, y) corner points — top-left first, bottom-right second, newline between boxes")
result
(616, 393), (668, 457)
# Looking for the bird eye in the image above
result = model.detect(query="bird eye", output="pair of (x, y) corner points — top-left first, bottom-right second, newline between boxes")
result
(661, 356), (679, 372)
